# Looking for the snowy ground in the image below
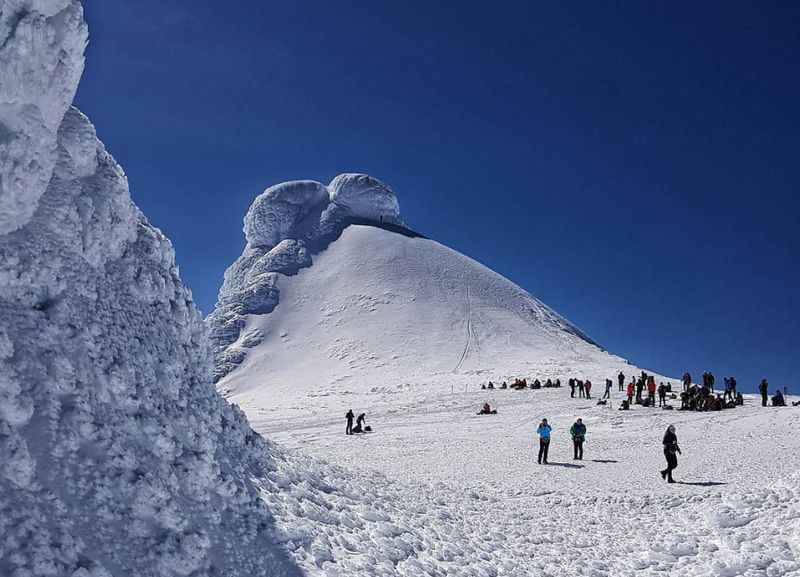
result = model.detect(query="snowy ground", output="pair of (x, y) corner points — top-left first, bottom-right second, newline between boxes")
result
(245, 385), (800, 576)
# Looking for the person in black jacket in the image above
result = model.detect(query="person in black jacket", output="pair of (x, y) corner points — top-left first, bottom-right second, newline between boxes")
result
(759, 379), (769, 407)
(345, 409), (354, 435)
(660, 425), (681, 483)
(618, 371), (625, 392)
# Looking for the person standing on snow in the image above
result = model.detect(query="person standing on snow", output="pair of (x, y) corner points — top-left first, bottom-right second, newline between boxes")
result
(627, 380), (635, 405)
(647, 377), (657, 407)
(759, 379), (769, 407)
(585, 380), (592, 399)
(657, 382), (667, 407)
(570, 418), (587, 460)
(618, 371), (625, 392)
(569, 378), (576, 398)
(536, 419), (552, 465)
(661, 425), (681, 483)
(603, 379), (613, 400)
(578, 380), (585, 398)
(345, 409), (355, 435)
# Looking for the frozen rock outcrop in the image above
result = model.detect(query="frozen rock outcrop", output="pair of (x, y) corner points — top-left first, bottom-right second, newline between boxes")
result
(207, 173), (407, 381)
(0, 2), (301, 575)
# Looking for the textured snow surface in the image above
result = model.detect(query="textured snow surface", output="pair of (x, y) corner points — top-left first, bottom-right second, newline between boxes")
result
(208, 174), (404, 381)
(257, 388), (800, 577)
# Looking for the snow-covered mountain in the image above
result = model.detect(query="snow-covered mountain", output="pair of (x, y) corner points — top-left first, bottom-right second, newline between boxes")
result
(209, 175), (642, 414)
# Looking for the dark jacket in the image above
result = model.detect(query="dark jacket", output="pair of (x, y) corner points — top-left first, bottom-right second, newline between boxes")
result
(570, 422), (587, 441)
(663, 429), (681, 455)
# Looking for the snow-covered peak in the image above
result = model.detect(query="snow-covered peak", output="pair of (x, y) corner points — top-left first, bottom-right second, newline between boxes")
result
(244, 179), (329, 247)
(0, 0), (87, 234)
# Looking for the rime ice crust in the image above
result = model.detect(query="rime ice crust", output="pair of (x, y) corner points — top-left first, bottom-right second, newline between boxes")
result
(207, 173), (403, 381)
(0, 0), (87, 235)
(0, 2), (301, 575)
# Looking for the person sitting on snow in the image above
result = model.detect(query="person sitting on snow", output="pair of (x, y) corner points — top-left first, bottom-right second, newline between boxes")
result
(478, 403), (497, 415)
(772, 390), (786, 407)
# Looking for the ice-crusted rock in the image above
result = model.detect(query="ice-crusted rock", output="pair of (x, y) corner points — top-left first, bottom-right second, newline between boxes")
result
(207, 172), (406, 381)
(329, 172), (401, 223)
(0, 2), (301, 575)
(0, 0), (87, 235)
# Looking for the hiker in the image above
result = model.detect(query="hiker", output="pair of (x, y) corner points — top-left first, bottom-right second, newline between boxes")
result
(569, 379), (577, 398)
(488, 382), (495, 390)
(578, 380), (585, 398)
(635, 378), (644, 402)
(585, 380), (592, 399)
(658, 382), (667, 407)
(759, 379), (769, 407)
(682, 372), (691, 392)
(660, 425), (681, 483)
(626, 381), (635, 405)
(736, 392), (744, 406)
(536, 419), (552, 465)
(345, 409), (355, 435)
(555, 378), (561, 388)
(603, 379), (612, 400)
(545, 378), (553, 388)
(730, 376), (737, 399)
(772, 389), (786, 407)
(352, 412), (367, 433)
(618, 371), (625, 392)
(501, 381), (508, 390)
(478, 403), (497, 415)
(570, 418), (586, 460)
(647, 377), (656, 407)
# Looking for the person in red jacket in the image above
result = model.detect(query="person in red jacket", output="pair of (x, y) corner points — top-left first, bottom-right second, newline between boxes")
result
(626, 381), (635, 404)
(647, 377), (657, 406)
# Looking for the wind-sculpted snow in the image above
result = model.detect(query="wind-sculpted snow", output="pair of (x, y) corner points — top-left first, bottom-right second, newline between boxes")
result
(0, 3), (302, 575)
(208, 173), (405, 381)
(0, 0), (87, 235)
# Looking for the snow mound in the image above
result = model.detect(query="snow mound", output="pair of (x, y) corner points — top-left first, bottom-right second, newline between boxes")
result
(0, 3), (300, 575)
(208, 172), (407, 381)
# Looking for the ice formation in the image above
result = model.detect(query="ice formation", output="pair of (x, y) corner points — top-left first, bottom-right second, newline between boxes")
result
(0, 2), (300, 574)
(207, 173), (405, 381)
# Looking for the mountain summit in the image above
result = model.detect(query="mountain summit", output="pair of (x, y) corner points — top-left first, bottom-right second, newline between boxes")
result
(209, 174), (638, 413)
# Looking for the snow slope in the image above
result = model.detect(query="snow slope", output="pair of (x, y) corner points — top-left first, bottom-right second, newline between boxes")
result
(212, 206), (646, 420)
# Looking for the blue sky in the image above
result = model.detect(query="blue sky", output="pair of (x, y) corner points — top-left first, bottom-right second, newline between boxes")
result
(76, 1), (799, 391)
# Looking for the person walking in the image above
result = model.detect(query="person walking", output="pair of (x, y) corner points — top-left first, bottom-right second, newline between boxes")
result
(660, 425), (681, 483)
(618, 371), (625, 392)
(759, 379), (769, 407)
(345, 409), (355, 435)
(536, 419), (552, 465)
(603, 379), (612, 400)
(570, 418), (587, 460)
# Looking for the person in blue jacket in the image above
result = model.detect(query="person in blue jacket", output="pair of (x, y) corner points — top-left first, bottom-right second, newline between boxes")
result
(537, 419), (552, 465)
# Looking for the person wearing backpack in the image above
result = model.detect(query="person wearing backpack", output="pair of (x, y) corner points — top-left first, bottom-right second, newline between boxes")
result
(570, 418), (587, 460)
(536, 419), (552, 465)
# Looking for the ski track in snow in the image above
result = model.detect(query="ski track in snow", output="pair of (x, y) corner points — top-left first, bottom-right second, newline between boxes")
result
(454, 285), (473, 373)
(247, 388), (800, 576)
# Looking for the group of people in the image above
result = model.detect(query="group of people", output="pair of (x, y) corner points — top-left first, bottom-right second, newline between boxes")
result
(345, 410), (370, 434)
(568, 378), (593, 399)
(535, 418), (587, 464)
(483, 378), (562, 390)
(536, 417), (683, 483)
(758, 379), (791, 407)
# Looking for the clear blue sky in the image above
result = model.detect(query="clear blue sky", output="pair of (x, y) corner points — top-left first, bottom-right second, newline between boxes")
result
(76, 1), (799, 391)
